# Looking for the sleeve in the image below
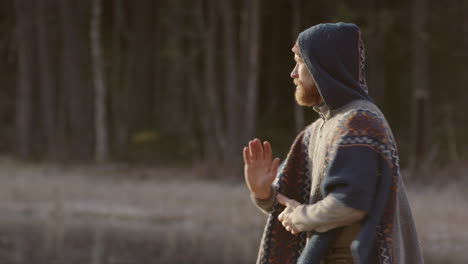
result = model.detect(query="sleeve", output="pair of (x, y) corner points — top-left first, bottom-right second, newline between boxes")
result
(289, 145), (379, 232)
(322, 145), (379, 213)
(290, 195), (366, 232)
(249, 185), (277, 215)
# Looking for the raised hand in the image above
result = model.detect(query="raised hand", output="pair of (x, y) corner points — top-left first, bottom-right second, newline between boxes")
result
(243, 138), (280, 200)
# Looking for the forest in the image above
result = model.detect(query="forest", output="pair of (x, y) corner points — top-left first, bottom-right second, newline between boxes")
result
(1, 0), (467, 170)
(0, 1), (467, 263)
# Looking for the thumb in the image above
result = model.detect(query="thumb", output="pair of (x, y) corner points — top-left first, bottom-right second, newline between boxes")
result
(276, 193), (291, 206)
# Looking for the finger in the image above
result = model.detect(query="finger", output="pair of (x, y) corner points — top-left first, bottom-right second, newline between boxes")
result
(254, 138), (264, 160)
(285, 225), (291, 232)
(264, 141), (272, 161)
(243, 147), (251, 165)
(289, 200), (301, 208)
(291, 228), (299, 235)
(278, 211), (284, 222)
(249, 140), (256, 160)
(276, 193), (291, 207)
(269, 157), (280, 178)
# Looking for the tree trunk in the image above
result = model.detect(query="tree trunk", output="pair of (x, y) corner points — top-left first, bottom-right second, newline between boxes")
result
(14, 0), (35, 159)
(36, 0), (57, 160)
(221, 0), (241, 161)
(366, 0), (387, 107)
(410, 0), (430, 169)
(244, 0), (260, 141)
(59, 0), (92, 160)
(126, 1), (155, 135)
(291, 0), (305, 133)
(461, 0), (468, 158)
(201, 0), (224, 161)
(158, 0), (187, 136)
(91, 0), (108, 163)
(111, 0), (128, 158)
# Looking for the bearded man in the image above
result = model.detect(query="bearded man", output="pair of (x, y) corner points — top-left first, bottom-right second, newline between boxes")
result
(243, 23), (424, 264)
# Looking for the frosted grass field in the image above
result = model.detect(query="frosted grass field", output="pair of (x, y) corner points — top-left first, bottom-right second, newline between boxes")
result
(0, 157), (466, 263)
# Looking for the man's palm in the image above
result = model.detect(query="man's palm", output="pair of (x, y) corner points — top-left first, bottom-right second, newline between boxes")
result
(243, 138), (280, 200)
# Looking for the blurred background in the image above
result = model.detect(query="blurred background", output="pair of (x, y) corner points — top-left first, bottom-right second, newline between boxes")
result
(0, 0), (467, 263)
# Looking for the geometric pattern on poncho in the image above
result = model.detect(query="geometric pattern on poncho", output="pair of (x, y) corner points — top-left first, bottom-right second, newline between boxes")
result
(327, 108), (400, 264)
(256, 129), (312, 264)
(358, 30), (369, 94)
(256, 108), (401, 264)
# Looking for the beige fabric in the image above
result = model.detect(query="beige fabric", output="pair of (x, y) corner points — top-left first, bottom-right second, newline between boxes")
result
(290, 195), (365, 233)
(249, 185), (365, 234)
(320, 222), (361, 263)
(332, 221), (361, 248)
(251, 189), (362, 262)
(249, 185), (277, 216)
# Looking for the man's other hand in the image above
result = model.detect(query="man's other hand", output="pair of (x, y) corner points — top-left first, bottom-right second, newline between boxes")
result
(277, 193), (302, 235)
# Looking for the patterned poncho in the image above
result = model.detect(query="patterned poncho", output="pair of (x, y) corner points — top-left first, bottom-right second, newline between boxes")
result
(255, 23), (423, 264)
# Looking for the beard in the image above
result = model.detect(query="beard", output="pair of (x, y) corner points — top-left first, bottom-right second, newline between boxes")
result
(294, 79), (321, 107)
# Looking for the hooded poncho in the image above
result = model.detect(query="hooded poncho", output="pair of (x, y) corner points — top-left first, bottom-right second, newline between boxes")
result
(254, 23), (424, 264)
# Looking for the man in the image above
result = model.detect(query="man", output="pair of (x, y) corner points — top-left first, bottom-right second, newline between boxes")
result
(243, 23), (423, 264)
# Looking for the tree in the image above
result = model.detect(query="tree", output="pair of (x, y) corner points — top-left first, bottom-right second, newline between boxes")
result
(14, 0), (35, 159)
(365, 0), (390, 107)
(110, 0), (128, 157)
(409, 0), (430, 169)
(244, 0), (261, 141)
(59, 0), (93, 160)
(91, 0), (109, 163)
(194, 0), (225, 162)
(221, 0), (242, 161)
(36, 0), (58, 160)
(291, 0), (305, 133)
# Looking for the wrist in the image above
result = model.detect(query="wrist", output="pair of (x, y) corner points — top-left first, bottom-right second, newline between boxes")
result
(253, 186), (274, 200)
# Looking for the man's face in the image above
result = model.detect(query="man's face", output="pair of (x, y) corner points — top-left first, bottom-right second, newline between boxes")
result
(290, 46), (322, 107)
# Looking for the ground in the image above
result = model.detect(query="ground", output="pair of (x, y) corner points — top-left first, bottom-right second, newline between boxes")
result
(0, 156), (466, 263)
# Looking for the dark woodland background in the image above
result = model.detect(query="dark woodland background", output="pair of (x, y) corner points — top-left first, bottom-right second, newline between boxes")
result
(1, 0), (467, 172)
(0, 1), (467, 263)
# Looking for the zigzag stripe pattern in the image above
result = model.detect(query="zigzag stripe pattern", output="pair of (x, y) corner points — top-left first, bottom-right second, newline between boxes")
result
(376, 230), (391, 264)
(358, 31), (369, 94)
(338, 136), (393, 162)
(327, 107), (399, 264)
(329, 108), (398, 166)
(298, 128), (313, 253)
(302, 127), (313, 204)
(257, 107), (401, 264)
(256, 128), (312, 264)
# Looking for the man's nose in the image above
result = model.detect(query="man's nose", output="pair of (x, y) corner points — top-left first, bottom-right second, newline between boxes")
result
(290, 65), (298, 79)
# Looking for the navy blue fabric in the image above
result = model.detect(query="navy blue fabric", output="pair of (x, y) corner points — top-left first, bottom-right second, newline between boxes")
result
(296, 228), (342, 264)
(298, 145), (393, 264)
(350, 158), (393, 264)
(325, 146), (393, 263)
(296, 147), (379, 263)
(297, 23), (373, 110)
(323, 146), (379, 213)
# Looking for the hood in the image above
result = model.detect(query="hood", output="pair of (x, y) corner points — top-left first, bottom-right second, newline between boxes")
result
(297, 23), (373, 111)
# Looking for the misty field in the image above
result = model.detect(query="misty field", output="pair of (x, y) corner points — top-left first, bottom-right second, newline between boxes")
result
(0, 157), (467, 264)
